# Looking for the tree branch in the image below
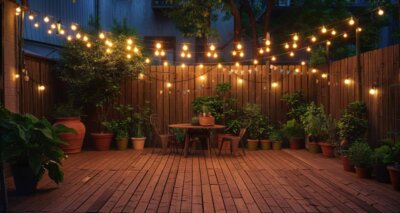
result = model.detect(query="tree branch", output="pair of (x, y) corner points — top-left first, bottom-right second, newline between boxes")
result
(241, 0), (260, 57)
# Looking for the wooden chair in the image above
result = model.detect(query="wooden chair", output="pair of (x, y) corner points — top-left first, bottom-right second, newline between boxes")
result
(218, 128), (247, 156)
(150, 114), (176, 154)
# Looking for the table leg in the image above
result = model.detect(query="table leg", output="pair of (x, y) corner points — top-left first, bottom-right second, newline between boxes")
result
(184, 132), (190, 157)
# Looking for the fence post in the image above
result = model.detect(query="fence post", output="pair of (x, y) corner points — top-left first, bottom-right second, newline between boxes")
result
(356, 25), (362, 101)
(0, 162), (7, 212)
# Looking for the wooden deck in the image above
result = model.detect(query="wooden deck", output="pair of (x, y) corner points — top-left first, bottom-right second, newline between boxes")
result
(7, 149), (400, 213)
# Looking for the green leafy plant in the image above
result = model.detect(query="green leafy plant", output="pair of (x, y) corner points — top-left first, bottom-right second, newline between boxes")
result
(326, 116), (339, 145)
(373, 137), (400, 166)
(300, 103), (328, 142)
(258, 117), (273, 139)
(281, 91), (308, 122)
(282, 119), (304, 139)
(269, 128), (283, 142)
(338, 101), (368, 145)
(52, 103), (82, 118)
(170, 128), (186, 144)
(131, 106), (152, 138)
(242, 103), (263, 140)
(348, 140), (373, 168)
(225, 119), (242, 135)
(102, 120), (129, 140)
(0, 106), (75, 184)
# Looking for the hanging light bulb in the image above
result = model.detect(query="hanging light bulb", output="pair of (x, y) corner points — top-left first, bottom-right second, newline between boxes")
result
(292, 43), (298, 49)
(210, 44), (216, 51)
(133, 47), (139, 53)
(59, 29), (65, 35)
(265, 39), (271, 46)
(293, 34), (299, 41)
(235, 62), (240, 67)
(106, 48), (112, 54)
(28, 14), (34, 20)
(331, 30), (337, 35)
(271, 82), (278, 88)
(326, 41), (331, 46)
(199, 64), (204, 69)
(237, 78), (243, 84)
(239, 52), (244, 58)
(126, 45), (132, 51)
(232, 51), (237, 56)
(187, 53), (192, 58)
(266, 47), (271, 53)
(166, 82), (172, 88)
(311, 68), (317, 73)
(43, 16), (50, 23)
(83, 35), (88, 42)
(307, 46), (312, 52)
(99, 33), (106, 39)
(321, 26), (327, 34)
(213, 53), (218, 58)
(127, 39), (133, 45)
(181, 52), (186, 58)
(126, 54), (132, 59)
(38, 85), (46, 91)
(217, 63), (222, 69)
(236, 43), (242, 50)
(271, 56), (276, 61)
(160, 50), (166, 56)
(253, 59), (258, 65)
(163, 61), (169, 66)
(155, 50), (160, 56)
(343, 33), (348, 38)
(259, 49), (264, 54)
(51, 23), (56, 29)
(182, 44), (188, 51)
(34, 22), (39, 28)
(295, 68), (300, 73)
(344, 78), (352, 85)
(200, 75), (206, 81)
(181, 63), (186, 68)
(71, 24), (77, 31)
(156, 42), (162, 49)
(321, 73), (328, 78)
(369, 87), (378, 95)
(145, 58), (150, 64)
(86, 43), (92, 48)
(206, 52), (211, 57)
(47, 29), (52, 34)
(348, 18), (355, 26)
(67, 35), (72, 41)
(377, 8), (384, 16)
(301, 61), (306, 66)
(357, 27), (362, 32)
(289, 52), (295, 57)
(285, 43), (290, 49)
(311, 36), (317, 42)
(16, 7), (22, 14)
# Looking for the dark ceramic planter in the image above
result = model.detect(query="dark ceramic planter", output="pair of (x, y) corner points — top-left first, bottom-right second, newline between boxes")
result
(373, 164), (390, 183)
(341, 156), (355, 172)
(289, 138), (303, 150)
(12, 165), (38, 195)
(355, 166), (372, 179)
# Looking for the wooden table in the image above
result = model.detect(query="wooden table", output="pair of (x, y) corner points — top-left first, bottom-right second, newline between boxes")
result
(168, 123), (225, 157)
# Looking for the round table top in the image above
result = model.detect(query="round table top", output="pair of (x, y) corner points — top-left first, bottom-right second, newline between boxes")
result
(169, 123), (225, 129)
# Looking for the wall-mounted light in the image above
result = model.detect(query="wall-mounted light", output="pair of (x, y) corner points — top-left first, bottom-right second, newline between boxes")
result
(271, 82), (278, 88)
(344, 78), (352, 85)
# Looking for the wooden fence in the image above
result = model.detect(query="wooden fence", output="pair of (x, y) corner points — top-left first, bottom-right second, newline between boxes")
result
(21, 45), (400, 144)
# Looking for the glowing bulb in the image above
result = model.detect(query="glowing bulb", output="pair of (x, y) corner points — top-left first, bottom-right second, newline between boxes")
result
(239, 52), (244, 58)
(67, 35), (72, 41)
(200, 75), (206, 81)
(293, 34), (299, 41)
(235, 62), (240, 67)
(210, 44), (216, 51)
(301, 61), (306, 65)
(44, 16), (50, 23)
(163, 61), (169, 66)
(206, 52), (211, 57)
(51, 23), (56, 29)
(106, 40), (113, 47)
(139, 73), (144, 80)
(253, 59), (258, 65)
(83, 35), (88, 42)
(76, 33), (81, 39)
(15, 74), (20, 78)
(166, 82), (172, 88)
(236, 43), (242, 50)
(271, 56), (276, 61)
(285, 43), (290, 49)
(133, 47), (139, 53)
(295, 68), (300, 73)
(199, 64), (204, 69)
(86, 43), (92, 48)
(265, 39), (271, 46)
(106, 48), (112, 54)
(357, 27), (362, 32)
(181, 63), (186, 68)
(126, 54), (132, 59)
(127, 39), (133, 45)
(343, 33), (348, 38)
(126, 46), (132, 51)
(289, 52), (295, 57)
(259, 49), (264, 54)
(266, 47), (271, 52)
(321, 73), (328, 78)
(160, 50), (166, 56)
(321, 26), (327, 34)
(311, 69), (317, 73)
(349, 18), (355, 26)
(34, 22), (39, 28)
(326, 41), (331, 46)
(71, 24), (77, 31)
(307, 47), (312, 52)
(47, 29), (52, 34)
(369, 88), (377, 95)
(238, 79), (243, 84)
(232, 51), (237, 56)
(344, 78), (351, 85)
(311, 36), (317, 42)
(156, 42), (162, 49)
(16, 7), (21, 13)
(292, 43), (298, 49)
(213, 53), (218, 58)
(187, 53), (192, 58)
(378, 8), (384, 16)
(182, 44), (188, 51)
(145, 58), (150, 63)
(331, 30), (336, 35)
(99, 33), (105, 39)
(59, 29), (65, 35)
(271, 82), (278, 88)
(155, 50), (160, 56)
(38, 85), (46, 91)
(28, 14), (34, 20)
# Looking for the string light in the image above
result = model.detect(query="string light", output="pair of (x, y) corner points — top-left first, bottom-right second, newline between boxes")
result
(293, 34), (299, 41)
(47, 29), (52, 34)
(163, 61), (169, 66)
(66, 35), (72, 41)
(156, 42), (162, 49)
(145, 58), (150, 63)
(16, 7), (21, 15)
(271, 56), (276, 61)
(217, 63), (222, 69)
(284, 43), (290, 49)
(311, 36), (317, 42)
(51, 23), (56, 29)
(321, 26), (327, 34)
(15, 74), (20, 79)
(295, 68), (300, 73)
(321, 73), (328, 78)
(99, 33), (106, 39)
(369, 87), (378, 95)
(43, 16), (50, 23)
(237, 78), (243, 84)
(289, 52), (295, 57)
(343, 33), (348, 38)
(59, 29), (65, 35)
(38, 85), (45, 91)
(271, 82), (278, 88)
(126, 54), (132, 59)
(199, 64), (204, 69)
(348, 18), (355, 26)
(266, 47), (271, 52)
(331, 30), (336, 35)
(326, 41), (331, 46)
(344, 78), (352, 85)
(127, 38), (133, 45)
(181, 44), (191, 58)
(138, 73), (144, 80)
(292, 43), (298, 49)
(311, 68), (317, 73)
(126, 45), (132, 51)
(236, 43), (242, 50)
(210, 44), (216, 51)
(70, 24), (77, 31)
(166, 82), (172, 88)
(83, 35), (88, 42)
(181, 63), (186, 68)
(377, 8), (384, 16)
(265, 39), (271, 46)
(86, 43), (92, 48)
(253, 59), (258, 65)
(133, 46), (139, 54)
(301, 61), (306, 65)
(200, 75), (206, 81)
(106, 48), (112, 54)
(76, 33), (81, 39)
(34, 22), (39, 28)
(357, 27), (362, 32)
(259, 49), (264, 54)
(28, 14), (34, 20)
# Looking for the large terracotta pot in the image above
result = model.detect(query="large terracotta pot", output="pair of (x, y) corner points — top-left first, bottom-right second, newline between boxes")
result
(319, 142), (335, 157)
(308, 142), (321, 153)
(289, 138), (303, 150)
(341, 155), (355, 172)
(54, 117), (86, 154)
(355, 166), (372, 179)
(91, 133), (113, 151)
(260, 139), (272, 150)
(387, 165), (400, 191)
(132, 137), (146, 150)
(159, 135), (170, 153)
(247, 139), (259, 151)
(116, 138), (129, 150)
(272, 141), (282, 150)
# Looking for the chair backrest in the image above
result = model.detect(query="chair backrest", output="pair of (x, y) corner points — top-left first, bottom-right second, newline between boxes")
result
(238, 128), (247, 140)
(150, 114), (162, 136)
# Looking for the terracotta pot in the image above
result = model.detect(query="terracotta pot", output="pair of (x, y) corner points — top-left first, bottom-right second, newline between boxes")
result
(91, 133), (113, 151)
(247, 139), (259, 151)
(308, 142), (321, 153)
(341, 156), (355, 172)
(116, 137), (129, 150)
(272, 141), (282, 150)
(260, 139), (272, 150)
(54, 117), (86, 154)
(159, 135), (170, 153)
(198, 116), (215, 126)
(218, 134), (230, 151)
(355, 166), (372, 179)
(387, 165), (400, 191)
(289, 138), (303, 150)
(373, 164), (390, 183)
(319, 142), (335, 157)
(132, 137), (146, 150)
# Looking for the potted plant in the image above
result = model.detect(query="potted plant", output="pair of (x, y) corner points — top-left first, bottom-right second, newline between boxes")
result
(281, 91), (308, 122)
(282, 119), (304, 150)
(198, 105), (215, 126)
(319, 116), (339, 157)
(259, 117), (273, 150)
(338, 102), (368, 171)
(348, 140), (373, 178)
(53, 103), (85, 154)
(102, 120), (129, 150)
(386, 137), (400, 190)
(243, 103), (263, 151)
(300, 103), (328, 153)
(372, 144), (393, 183)
(270, 128), (283, 150)
(57, 32), (144, 151)
(0, 107), (74, 195)
(131, 107), (152, 150)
